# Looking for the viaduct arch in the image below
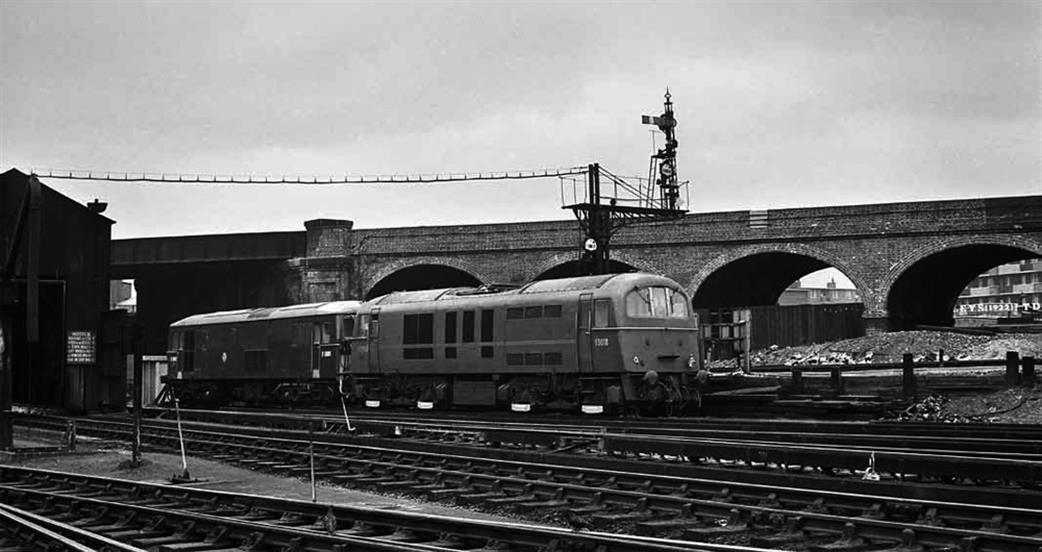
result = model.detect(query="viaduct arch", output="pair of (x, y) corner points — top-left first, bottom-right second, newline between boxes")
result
(110, 195), (1042, 353)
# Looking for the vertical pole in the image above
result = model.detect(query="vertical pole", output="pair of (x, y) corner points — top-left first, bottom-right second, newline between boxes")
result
(309, 423), (317, 503)
(26, 177), (40, 344)
(902, 353), (916, 399)
(585, 163), (611, 276)
(1005, 351), (1020, 387)
(0, 316), (11, 449)
(132, 346), (142, 467)
(174, 398), (190, 480)
(830, 366), (844, 396)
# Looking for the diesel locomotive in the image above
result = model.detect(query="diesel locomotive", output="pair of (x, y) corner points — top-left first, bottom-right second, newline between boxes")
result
(163, 272), (705, 412)
(163, 301), (361, 406)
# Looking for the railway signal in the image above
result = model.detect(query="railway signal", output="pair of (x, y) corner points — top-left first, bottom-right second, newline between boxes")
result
(563, 91), (689, 275)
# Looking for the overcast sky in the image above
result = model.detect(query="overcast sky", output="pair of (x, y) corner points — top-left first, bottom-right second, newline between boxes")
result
(2, 1), (1040, 252)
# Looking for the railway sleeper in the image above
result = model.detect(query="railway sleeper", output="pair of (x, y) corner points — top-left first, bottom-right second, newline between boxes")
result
(133, 520), (197, 548)
(456, 480), (506, 504)
(481, 483), (538, 508)
(426, 485), (476, 502)
(682, 508), (749, 539)
(376, 479), (424, 491)
(634, 506), (703, 537)
(750, 515), (809, 547)
(873, 529), (925, 552)
(808, 522), (877, 552)
(589, 497), (654, 528)
(510, 487), (571, 513)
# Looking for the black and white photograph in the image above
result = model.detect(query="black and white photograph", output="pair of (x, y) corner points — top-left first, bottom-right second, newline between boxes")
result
(1, 1), (1040, 550)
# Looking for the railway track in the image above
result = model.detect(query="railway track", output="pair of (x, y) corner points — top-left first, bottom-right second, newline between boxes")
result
(12, 415), (1042, 551)
(143, 405), (1042, 444)
(0, 465), (731, 552)
(135, 408), (1042, 484)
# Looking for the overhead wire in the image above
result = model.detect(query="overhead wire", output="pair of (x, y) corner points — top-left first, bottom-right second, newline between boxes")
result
(30, 166), (590, 185)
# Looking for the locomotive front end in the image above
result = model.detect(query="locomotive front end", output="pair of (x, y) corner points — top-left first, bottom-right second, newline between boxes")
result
(580, 275), (704, 414)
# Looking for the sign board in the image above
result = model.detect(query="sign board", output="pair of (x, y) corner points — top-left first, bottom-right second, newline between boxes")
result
(67, 331), (96, 364)
(956, 302), (1041, 316)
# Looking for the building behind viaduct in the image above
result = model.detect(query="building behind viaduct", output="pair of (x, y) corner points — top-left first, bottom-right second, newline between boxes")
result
(113, 195), (1042, 354)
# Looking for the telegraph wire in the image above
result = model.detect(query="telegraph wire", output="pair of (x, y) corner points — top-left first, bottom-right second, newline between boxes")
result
(31, 166), (590, 184)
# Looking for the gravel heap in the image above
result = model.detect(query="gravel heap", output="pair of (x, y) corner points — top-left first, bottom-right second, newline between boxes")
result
(714, 330), (1042, 368)
(890, 388), (1042, 424)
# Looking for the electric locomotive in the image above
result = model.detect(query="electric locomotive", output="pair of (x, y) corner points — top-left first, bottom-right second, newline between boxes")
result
(163, 301), (360, 406)
(348, 272), (703, 413)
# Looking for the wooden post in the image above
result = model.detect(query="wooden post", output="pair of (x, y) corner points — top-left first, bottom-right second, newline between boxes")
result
(1005, 351), (1020, 387)
(830, 366), (844, 396)
(790, 368), (803, 394)
(902, 353), (916, 398)
(1022, 356), (1036, 386)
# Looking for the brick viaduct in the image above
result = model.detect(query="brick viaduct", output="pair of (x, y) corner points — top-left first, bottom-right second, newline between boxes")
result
(113, 195), (1042, 354)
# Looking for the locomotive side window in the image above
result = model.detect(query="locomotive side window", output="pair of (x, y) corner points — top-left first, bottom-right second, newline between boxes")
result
(508, 305), (560, 319)
(244, 349), (267, 373)
(403, 313), (434, 344)
(579, 299), (592, 329)
(403, 313), (434, 360)
(444, 312), (457, 359)
(341, 315), (354, 338)
(480, 309), (494, 358)
(462, 311), (475, 342)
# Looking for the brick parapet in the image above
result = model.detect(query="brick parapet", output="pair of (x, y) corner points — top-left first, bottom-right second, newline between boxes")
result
(344, 196), (1042, 254)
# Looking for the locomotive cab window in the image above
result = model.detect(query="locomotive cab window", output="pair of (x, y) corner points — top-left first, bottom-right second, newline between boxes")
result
(359, 312), (379, 338)
(669, 292), (689, 318)
(314, 322), (335, 344)
(181, 330), (195, 372)
(594, 299), (611, 328)
(626, 287), (690, 319)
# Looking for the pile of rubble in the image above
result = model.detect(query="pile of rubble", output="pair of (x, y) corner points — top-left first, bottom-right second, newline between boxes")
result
(890, 388), (1042, 424)
(715, 330), (1042, 369)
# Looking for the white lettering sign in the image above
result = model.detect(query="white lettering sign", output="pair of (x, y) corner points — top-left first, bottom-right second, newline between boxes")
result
(956, 302), (1041, 315)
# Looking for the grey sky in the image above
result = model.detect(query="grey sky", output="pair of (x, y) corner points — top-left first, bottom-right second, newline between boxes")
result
(2, 1), (1040, 244)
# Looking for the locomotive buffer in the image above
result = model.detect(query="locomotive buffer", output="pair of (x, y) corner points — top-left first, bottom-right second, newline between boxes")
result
(563, 91), (688, 275)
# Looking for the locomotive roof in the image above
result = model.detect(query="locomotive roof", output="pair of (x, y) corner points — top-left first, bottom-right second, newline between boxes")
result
(170, 300), (362, 327)
(370, 272), (676, 305)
